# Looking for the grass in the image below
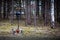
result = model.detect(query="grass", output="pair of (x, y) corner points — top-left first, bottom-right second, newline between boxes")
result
(0, 20), (60, 38)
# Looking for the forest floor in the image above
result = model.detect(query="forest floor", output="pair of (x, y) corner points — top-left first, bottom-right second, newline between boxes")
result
(0, 20), (60, 40)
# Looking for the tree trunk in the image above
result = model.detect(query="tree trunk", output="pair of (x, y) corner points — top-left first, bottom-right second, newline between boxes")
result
(0, 0), (2, 20)
(50, 0), (55, 28)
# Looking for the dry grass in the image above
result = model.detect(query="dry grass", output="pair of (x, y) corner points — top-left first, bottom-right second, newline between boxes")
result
(0, 20), (60, 37)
